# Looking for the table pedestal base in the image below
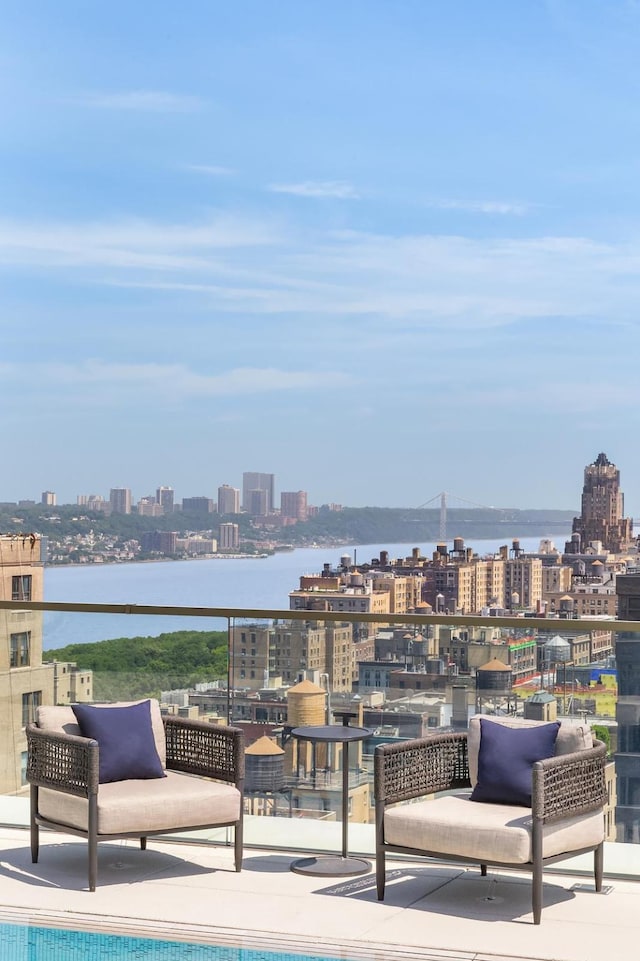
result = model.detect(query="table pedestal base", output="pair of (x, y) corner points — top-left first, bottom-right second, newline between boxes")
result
(290, 855), (371, 877)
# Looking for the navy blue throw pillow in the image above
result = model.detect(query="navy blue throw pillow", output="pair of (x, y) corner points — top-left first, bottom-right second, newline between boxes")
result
(72, 700), (165, 784)
(470, 719), (560, 806)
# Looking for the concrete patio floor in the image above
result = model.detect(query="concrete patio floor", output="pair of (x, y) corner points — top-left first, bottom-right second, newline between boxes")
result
(0, 826), (637, 961)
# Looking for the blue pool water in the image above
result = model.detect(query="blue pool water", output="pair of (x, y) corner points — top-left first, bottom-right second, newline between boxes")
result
(0, 923), (344, 961)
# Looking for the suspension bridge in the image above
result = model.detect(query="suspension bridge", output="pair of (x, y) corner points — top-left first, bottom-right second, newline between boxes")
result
(415, 492), (511, 542)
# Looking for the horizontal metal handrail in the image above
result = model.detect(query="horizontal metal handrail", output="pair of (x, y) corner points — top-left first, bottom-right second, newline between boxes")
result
(0, 598), (635, 632)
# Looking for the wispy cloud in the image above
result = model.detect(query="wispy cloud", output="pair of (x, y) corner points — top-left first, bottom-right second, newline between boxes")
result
(0, 361), (353, 401)
(2, 213), (640, 331)
(99, 228), (639, 327)
(0, 215), (281, 272)
(438, 378), (640, 415)
(427, 199), (530, 215)
(268, 180), (360, 199)
(70, 90), (204, 112)
(186, 164), (235, 176)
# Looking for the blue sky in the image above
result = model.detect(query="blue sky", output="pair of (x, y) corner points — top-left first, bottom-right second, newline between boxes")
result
(2, 0), (640, 513)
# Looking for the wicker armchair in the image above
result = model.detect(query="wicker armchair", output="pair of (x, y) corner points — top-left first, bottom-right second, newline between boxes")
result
(374, 718), (607, 924)
(27, 700), (245, 891)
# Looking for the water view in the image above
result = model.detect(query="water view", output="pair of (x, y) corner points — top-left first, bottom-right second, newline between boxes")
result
(43, 537), (553, 649)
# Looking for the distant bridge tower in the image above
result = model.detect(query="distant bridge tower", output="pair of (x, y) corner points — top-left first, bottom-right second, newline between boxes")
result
(417, 490), (508, 543)
(439, 492), (447, 541)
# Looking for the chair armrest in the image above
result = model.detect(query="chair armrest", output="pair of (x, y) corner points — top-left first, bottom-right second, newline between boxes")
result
(532, 739), (607, 823)
(26, 723), (99, 798)
(163, 717), (245, 787)
(374, 732), (470, 805)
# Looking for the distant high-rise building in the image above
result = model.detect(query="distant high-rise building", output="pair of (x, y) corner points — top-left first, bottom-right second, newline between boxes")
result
(41, 491), (56, 506)
(110, 488), (132, 514)
(217, 484), (240, 515)
(91, 495), (108, 512)
(219, 522), (239, 550)
(571, 452), (633, 554)
(247, 488), (268, 516)
(77, 494), (108, 512)
(182, 496), (214, 513)
(137, 496), (163, 517)
(281, 490), (308, 522)
(503, 556), (543, 610)
(614, 573), (640, 841)
(175, 535), (217, 554)
(156, 486), (174, 513)
(141, 531), (178, 554)
(229, 620), (354, 692)
(0, 534), (54, 792)
(242, 472), (274, 513)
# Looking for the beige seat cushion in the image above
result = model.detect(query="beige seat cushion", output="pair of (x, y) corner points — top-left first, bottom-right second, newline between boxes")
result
(467, 715), (593, 787)
(36, 699), (167, 768)
(384, 794), (604, 864)
(38, 771), (241, 836)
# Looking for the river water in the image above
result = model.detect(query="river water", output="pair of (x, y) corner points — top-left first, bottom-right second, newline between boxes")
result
(42, 536), (556, 650)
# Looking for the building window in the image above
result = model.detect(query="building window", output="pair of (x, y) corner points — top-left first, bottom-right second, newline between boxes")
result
(12, 575), (32, 601)
(10, 631), (31, 667)
(22, 691), (41, 727)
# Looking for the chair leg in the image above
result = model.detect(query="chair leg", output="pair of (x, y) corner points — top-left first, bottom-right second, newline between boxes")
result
(594, 842), (604, 892)
(532, 861), (543, 925)
(375, 803), (386, 900)
(88, 795), (98, 892)
(30, 786), (39, 864)
(140, 837), (147, 851)
(531, 816), (543, 924)
(376, 847), (386, 901)
(88, 837), (97, 892)
(234, 819), (243, 872)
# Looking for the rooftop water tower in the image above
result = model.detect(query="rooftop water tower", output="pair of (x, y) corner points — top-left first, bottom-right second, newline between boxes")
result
(286, 678), (328, 778)
(475, 658), (516, 715)
(244, 736), (290, 816)
(545, 634), (571, 664)
(544, 634), (572, 713)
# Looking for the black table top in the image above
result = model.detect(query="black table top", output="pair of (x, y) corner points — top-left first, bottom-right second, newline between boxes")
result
(291, 724), (371, 743)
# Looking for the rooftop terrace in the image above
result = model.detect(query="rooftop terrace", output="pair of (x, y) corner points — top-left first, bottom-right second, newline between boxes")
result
(0, 822), (638, 961)
(1, 596), (640, 959)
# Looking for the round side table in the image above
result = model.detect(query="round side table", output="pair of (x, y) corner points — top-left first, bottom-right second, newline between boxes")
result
(289, 722), (371, 877)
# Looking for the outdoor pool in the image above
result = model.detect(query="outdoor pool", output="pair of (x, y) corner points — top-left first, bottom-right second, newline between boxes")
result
(0, 921), (354, 961)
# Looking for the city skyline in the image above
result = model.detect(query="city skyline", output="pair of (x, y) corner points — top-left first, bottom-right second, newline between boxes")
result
(5, 451), (636, 524)
(3, 3), (640, 511)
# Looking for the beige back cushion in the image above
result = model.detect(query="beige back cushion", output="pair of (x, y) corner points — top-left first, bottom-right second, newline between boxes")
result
(467, 714), (593, 787)
(36, 698), (166, 768)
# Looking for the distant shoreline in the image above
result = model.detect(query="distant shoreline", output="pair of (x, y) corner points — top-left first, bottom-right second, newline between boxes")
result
(43, 533), (572, 570)
(44, 542), (356, 568)
(45, 552), (272, 568)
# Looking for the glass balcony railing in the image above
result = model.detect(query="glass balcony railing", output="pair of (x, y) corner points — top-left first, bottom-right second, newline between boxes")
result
(1, 597), (639, 874)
